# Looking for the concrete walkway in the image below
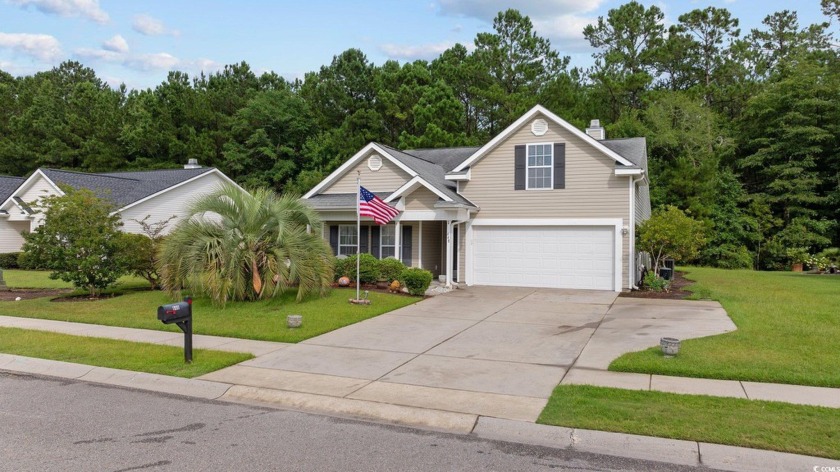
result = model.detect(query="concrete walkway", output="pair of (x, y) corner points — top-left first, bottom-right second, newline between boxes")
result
(0, 315), (288, 356)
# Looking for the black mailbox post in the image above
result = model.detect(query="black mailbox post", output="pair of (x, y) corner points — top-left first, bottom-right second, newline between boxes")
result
(157, 297), (193, 363)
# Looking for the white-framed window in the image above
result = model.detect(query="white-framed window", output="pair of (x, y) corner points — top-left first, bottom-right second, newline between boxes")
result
(380, 224), (396, 259)
(338, 225), (357, 256)
(527, 143), (553, 190)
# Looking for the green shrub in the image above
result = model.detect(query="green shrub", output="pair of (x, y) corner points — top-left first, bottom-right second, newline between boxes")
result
(333, 257), (350, 281)
(17, 251), (47, 270)
(818, 247), (840, 265)
(0, 252), (21, 269)
(341, 253), (381, 284)
(400, 267), (433, 296)
(643, 271), (669, 292)
(378, 257), (405, 282)
(115, 233), (161, 289)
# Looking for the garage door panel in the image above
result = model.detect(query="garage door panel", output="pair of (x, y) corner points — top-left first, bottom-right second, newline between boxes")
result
(473, 225), (614, 291)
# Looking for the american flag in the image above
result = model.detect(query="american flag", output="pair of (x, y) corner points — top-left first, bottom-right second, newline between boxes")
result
(359, 186), (400, 225)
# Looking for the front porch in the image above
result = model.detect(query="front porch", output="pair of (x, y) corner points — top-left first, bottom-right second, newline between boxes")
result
(322, 218), (467, 285)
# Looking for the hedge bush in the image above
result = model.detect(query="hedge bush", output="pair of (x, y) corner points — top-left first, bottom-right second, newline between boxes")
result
(378, 257), (405, 282)
(337, 253), (381, 284)
(400, 267), (433, 296)
(0, 252), (21, 269)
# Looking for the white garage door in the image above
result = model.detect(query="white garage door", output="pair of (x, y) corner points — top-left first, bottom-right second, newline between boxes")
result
(472, 226), (615, 290)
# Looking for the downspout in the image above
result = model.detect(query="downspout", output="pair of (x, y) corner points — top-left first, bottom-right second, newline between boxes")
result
(629, 173), (645, 290)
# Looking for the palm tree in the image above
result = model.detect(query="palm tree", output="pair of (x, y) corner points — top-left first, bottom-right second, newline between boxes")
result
(158, 185), (333, 305)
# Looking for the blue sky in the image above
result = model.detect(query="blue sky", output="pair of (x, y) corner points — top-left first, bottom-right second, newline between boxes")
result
(0, 0), (831, 90)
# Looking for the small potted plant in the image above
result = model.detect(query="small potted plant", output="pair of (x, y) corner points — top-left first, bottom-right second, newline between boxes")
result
(786, 247), (809, 272)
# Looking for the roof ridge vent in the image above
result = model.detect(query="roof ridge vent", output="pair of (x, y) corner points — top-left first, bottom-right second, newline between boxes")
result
(184, 158), (202, 169)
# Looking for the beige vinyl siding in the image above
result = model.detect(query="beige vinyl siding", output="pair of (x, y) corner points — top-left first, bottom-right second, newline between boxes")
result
(322, 153), (411, 194)
(420, 221), (442, 276)
(404, 187), (440, 210)
(0, 220), (28, 253)
(119, 173), (228, 235)
(459, 113), (633, 289)
(635, 184), (651, 223)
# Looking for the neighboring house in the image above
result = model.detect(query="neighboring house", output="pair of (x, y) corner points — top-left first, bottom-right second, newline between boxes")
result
(0, 160), (238, 253)
(303, 105), (651, 292)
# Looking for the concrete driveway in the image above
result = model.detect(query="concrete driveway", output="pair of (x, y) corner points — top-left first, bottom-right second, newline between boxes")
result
(202, 286), (735, 422)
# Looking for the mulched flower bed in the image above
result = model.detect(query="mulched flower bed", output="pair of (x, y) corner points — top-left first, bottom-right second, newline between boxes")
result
(0, 288), (72, 301)
(619, 270), (694, 300)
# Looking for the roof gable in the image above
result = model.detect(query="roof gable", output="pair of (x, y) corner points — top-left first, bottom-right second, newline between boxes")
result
(452, 105), (635, 172)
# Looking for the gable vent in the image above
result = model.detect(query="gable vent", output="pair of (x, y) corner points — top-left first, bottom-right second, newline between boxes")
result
(368, 154), (383, 171)
(531, 118), (548, 136)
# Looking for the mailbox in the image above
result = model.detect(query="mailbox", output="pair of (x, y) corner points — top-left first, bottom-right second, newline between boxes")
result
(157, 297), (193, 363)
(158, 300), (191, 324)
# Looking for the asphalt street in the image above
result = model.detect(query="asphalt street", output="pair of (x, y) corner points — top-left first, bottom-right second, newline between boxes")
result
(0, 372), (713, 472)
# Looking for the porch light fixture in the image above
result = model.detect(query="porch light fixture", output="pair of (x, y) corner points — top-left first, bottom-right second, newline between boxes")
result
(621, 226), (629, 235)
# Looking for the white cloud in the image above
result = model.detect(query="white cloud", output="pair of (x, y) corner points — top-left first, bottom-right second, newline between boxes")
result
(0, 32), (62, 61)
(125, 52), (180, 71)
(380, 41), (463, 61)
(435, 0), (603, 53)
(102, 34), (128, 54)
(532, 15), (597, 52)
(132, 14), (178, 36)
(436, 0), (601, 20)
(74, 47), (122, 62)
(10, 0), (109, 24)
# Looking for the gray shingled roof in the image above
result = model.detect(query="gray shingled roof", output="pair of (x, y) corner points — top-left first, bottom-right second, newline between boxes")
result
(376, 143), (476, 207)
(0, 176), (24, 204)
(42, 167), (215, 208)
(303, 192), (390, 210)
(601, 138), (648, 171)
(402, 147), (480, 172)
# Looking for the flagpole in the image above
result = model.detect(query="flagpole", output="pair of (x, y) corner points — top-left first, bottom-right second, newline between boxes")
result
(356, 171), (361, 301)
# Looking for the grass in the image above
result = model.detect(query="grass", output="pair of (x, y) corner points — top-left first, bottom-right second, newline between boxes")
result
(0, 271), (419, 342)
(610, 267), (840, 387)
(4, 269), (149, 291)
(538, 385), (840, 460)
(0, 327), (252, 378)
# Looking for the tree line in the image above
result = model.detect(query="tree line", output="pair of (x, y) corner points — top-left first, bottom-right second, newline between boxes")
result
(1, 2), (839, 270)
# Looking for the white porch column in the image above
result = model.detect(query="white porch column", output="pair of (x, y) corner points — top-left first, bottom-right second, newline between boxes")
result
(418, 220), (423, 269)
(395, 217), (401, 263)
(445, 220), (453, 287)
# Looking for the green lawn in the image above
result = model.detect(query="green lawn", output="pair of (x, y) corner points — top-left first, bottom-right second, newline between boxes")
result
(0, 271), (419, 342)
(4, 269), (149, 291)
(0, 327), (252, 378)
(610, 267), (840, 387)
(538, 385), (840, 460)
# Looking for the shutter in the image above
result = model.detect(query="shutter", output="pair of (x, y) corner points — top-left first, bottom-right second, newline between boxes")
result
(371, 226), (381, 259)
(328, 225), (339, 255)
(401, 225), (412, 266)
(553, 142), (565, 189)
(514, 144), (526, 190)
(360, 226), (369, 254)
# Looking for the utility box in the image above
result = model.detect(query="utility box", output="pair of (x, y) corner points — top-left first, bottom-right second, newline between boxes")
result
(157, 297), (193, 363)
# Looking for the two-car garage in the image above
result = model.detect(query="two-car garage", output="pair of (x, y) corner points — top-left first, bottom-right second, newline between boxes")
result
(470, 223), (619, 291)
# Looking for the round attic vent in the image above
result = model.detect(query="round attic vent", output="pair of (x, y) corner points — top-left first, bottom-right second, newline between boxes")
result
(531, 118), (548, 136)
(368, 154), (383, 171)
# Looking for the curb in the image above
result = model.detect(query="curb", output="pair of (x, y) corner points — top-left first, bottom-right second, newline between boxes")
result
(2, 355), (839, 471)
